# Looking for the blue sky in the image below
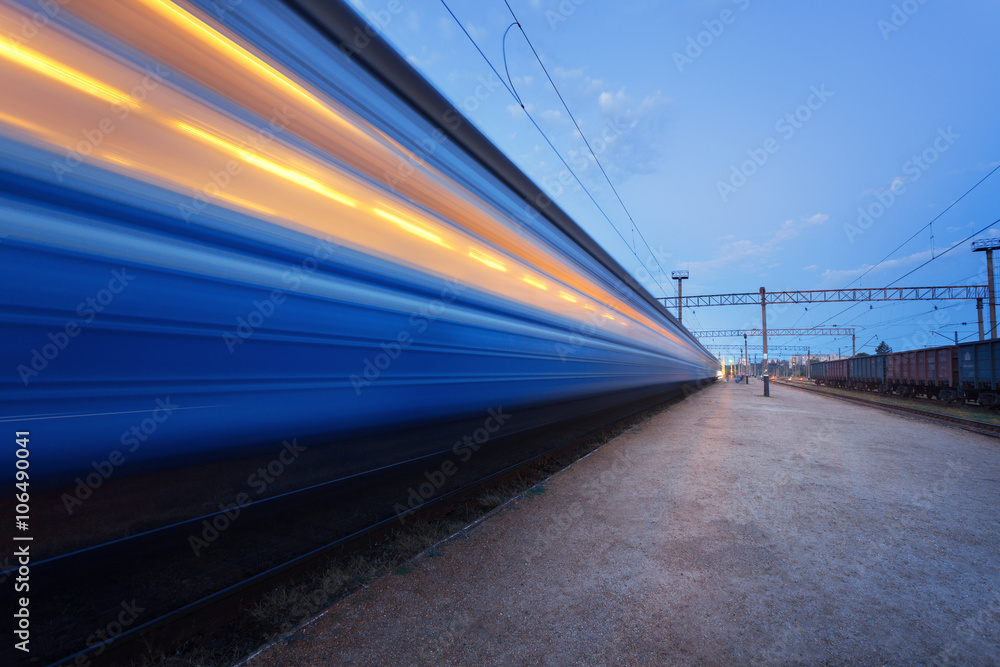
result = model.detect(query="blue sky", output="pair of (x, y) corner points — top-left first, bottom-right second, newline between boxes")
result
(346, 0), (1000, 357)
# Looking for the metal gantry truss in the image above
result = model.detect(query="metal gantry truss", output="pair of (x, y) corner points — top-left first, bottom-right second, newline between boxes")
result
(691, 328), (856, 337)
(702, 344), (809, 352)
(660, 285), (987, 309)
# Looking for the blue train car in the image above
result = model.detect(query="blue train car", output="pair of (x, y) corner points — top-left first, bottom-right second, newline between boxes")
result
(850, 354), (887, 392)
(958, 340), (1000, 407)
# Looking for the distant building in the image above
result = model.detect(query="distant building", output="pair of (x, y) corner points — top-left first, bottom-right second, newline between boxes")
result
(792, 354), (844, 365)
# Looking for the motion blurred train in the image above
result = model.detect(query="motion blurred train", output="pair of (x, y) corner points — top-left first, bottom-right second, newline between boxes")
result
(0, 0), (716, 561)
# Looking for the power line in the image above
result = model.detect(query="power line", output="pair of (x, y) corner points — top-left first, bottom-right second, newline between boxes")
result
(847, 163), (1000, 287)
(887, 217), (1000, 286)
(810, 218), (1000, 332)
(438, 0), (674, 295)
(500, 0), (675, 289)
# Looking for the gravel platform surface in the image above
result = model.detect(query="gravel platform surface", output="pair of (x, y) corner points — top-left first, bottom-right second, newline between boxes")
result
(248, 381), (1000, 666)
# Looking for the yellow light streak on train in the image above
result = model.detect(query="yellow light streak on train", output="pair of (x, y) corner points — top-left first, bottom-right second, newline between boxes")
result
(0, 110), (54, 141)
(99, 153), (138, 167)
(0, 35), (135, 107)
(468, 249), (507, 272)
(137, 0), (357, 134)
(523, 276), (548, 290)
(373, 209), (451, 248)
(176, 122), (357, 207)
(0, 0), (703, 357)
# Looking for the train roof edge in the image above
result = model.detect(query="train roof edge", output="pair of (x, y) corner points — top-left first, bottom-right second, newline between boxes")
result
(282, 0), (710, 356)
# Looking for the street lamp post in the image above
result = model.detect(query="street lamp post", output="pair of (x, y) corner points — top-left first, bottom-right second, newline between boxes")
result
(744, 333), (749, 384)
(671, 271), (689, 325)
(760, 286), (769, 397)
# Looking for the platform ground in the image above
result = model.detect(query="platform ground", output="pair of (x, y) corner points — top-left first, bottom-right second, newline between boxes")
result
(248, 380), (1000, 666)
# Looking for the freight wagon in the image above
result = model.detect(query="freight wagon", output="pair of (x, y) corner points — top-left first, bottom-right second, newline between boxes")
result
(886, 345), (958, 401)
(811, 358), (850, 388)
(812, 346), (968, 404)
(957, 340), (1000, 407)
(850, 354), (886, 392)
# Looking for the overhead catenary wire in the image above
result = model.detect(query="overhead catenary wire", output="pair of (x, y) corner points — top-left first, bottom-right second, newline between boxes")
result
(499, 0), (674, 287)
(438, 0), (676, 296)
(809, 217), (1000, 336)
(847, 163), (1000, 287)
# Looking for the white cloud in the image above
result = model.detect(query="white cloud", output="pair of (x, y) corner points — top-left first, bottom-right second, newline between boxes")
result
(816, 249), (936, 286)
(597, 88), (627, 112)
(436, 16), (454, 38)
(553, 66), (584, 79)
(465, 22), (487, 40)
(802, 264), (818, 271)
(403, 11), (420, 33)
(684, 215), (829, 277)
(541, 109), (561, 121)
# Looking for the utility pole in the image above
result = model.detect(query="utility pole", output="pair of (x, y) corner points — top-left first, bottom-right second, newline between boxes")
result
(978, 298), (985, 341)
(973, 239), (1000, 339)
(671, 270), (689, 325)
(991, 250), (996, 338)
(807, 346), (811, 380)
(852, 333), (856, 357)
(760, 286), (769, 397)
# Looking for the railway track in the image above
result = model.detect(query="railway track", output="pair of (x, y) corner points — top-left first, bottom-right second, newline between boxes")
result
(50, 383), (711, 667)
(774, 380), (1000, 439)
